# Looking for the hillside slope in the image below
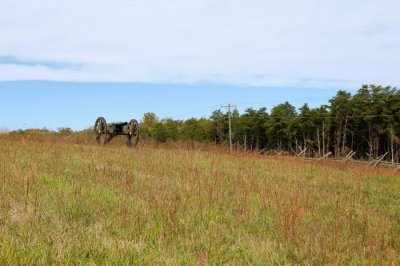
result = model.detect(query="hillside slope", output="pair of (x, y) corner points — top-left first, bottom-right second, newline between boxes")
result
(0, 138), (399, 264)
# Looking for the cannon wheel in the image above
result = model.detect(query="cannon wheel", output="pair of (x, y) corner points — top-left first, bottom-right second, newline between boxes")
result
(94, 117), (108, 145)
(127, 119), (139, 147)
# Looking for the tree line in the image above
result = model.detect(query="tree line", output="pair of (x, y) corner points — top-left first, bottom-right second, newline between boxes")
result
(140, 85), (400, 161)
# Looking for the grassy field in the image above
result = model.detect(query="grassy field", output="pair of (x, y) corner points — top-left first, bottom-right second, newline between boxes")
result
(0, 135), (399, 265)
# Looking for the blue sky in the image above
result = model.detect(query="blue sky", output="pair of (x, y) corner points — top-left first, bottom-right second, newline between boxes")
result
(0, 0), (399, 130)
(0, 81), (347, 130)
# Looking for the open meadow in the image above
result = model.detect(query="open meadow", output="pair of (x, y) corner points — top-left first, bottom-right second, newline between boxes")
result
(0, 134), (399, 265)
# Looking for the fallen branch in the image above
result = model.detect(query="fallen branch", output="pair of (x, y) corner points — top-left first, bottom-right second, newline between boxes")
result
(317, 152), (332, 162)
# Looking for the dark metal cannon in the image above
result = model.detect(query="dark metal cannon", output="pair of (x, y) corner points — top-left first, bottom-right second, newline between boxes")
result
(94, 117), (139, 147)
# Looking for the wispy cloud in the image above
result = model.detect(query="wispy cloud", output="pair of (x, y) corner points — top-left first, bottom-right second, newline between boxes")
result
(0, 0), (399, 88)
(0, 56), (83, 70)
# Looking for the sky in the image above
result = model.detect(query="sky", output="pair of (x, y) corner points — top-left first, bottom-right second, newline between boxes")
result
(0, 0), (399, 130)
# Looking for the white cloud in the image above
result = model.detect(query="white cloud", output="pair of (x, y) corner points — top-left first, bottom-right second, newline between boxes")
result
(0, 0), (399, 88)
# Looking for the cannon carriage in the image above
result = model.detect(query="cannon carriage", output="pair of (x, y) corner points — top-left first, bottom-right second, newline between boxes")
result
(94, 117), (139, 147)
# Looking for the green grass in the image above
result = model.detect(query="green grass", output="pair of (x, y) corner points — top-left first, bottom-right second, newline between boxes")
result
(0, 137), (399, 265)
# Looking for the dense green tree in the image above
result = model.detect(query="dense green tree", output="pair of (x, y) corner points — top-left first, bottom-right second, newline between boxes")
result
(179, 118), (209, 141)
(266, 102), (296, 151)
(153, 122), (168, 142)
(329, 90), (352, 156)
(133, 85), (399, 161)
(163, 118), (181, 142)
(240, 107), (268, 150)
(209, 110), (228, 145)
(140, 112), (158, 140)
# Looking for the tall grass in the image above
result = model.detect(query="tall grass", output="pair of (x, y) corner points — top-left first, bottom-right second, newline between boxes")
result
(0, 134), (399, 264)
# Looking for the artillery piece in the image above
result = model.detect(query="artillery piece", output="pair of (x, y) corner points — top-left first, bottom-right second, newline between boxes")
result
(94, 117), (139, 147)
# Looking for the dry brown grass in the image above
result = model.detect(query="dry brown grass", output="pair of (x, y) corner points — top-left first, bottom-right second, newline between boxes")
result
(0, 133), (399, 265)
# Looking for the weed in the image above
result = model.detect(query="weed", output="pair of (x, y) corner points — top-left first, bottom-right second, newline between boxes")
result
(0, 134), (399, 264)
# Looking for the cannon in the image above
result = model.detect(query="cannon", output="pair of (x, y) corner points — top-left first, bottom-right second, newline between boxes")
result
(94, 117), (139, 147)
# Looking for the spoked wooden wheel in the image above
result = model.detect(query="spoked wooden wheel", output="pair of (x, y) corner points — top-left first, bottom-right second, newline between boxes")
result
(94, 117), (108, 145)
(127, 119), (139, 147)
